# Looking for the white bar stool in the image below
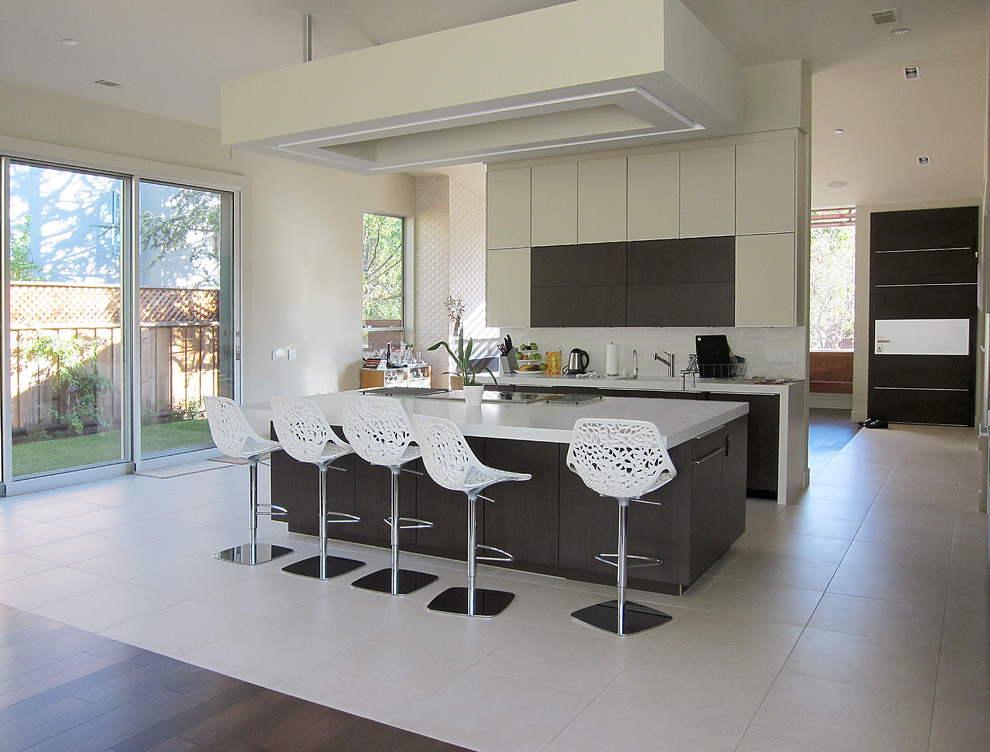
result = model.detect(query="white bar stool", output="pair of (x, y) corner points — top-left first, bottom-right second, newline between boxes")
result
(566, 418), (677, 636)
(270, 397), (364, 580)
(342, 395), (438, 595)
(412, 414), (530, 617)
(203, 396), (293, 565)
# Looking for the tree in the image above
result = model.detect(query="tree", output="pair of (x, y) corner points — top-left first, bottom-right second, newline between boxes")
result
(139, 187), (221, 286)
(9, 215), (46, 281)
(362, 213), (403, 322)
(809, 225), (856, 349)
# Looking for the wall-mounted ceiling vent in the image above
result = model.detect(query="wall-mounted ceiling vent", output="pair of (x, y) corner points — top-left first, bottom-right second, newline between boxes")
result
(870, 8), (901, 25)
(904, 66), (920, 80)
(93, 79), (122, 88)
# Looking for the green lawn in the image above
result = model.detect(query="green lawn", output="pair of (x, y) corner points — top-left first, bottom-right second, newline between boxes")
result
(12, 419), (213, 477)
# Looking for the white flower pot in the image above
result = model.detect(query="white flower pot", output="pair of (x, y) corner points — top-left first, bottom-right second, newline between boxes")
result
(463, 384), (484, 406)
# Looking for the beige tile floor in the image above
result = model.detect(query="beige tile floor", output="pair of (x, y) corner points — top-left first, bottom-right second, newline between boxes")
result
(0, 423), (987, 751)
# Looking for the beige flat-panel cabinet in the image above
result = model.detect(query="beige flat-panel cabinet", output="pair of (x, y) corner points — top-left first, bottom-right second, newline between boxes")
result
(577, 157), (627, 243)
(486, 247), (531, 327)
(735, 233), (796, 326)
(627, 151), (680, 241)
(531, 162), (577, 246)
(680, 146), (735, 238)
(487, 167), (531, 250)
(736, 140), (796, 235)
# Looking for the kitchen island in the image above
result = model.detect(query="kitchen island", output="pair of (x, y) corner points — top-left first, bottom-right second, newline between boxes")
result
(264, 391), (748, 594)
(480, 372), (806, 503)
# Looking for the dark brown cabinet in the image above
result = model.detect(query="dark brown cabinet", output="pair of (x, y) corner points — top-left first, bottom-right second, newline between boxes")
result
(271, 426), (745, 593)
(706, 392), (778, 498)
(529, 236), (735, 328)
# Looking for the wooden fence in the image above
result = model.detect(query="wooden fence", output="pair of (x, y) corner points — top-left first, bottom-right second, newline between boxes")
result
(9, 283), (220, 435)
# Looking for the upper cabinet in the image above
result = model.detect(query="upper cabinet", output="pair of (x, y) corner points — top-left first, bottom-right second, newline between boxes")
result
(679, 146), (735, 238)
(735, 233), (796, 326)
(736, 140), (796, 235)
(627, 151), (679, 241)
(578, 157), (627, 244)
(486, 167), (531, 250)
(486, 247), (531, 328)
(531, 163), (578, 246)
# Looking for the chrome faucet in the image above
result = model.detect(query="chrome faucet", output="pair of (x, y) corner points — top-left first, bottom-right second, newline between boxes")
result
(653, 350), (675, 377)
(631, 349), (638, 379)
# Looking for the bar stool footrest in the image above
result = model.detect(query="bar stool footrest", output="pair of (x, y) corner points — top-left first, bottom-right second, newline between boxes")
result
(214, 543), (293, 566)
(259, 504), (288, 517)
(477, 544), (514, 563)
(428, 586), (514, 617)
(572, 599), (672, 636)
(594, 553), (661, 569)
(325, 511), (360, 524)
(387, 516), (434, 530)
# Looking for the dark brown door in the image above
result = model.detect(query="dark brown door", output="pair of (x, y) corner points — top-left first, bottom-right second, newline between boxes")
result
(868, 206), (979, 425)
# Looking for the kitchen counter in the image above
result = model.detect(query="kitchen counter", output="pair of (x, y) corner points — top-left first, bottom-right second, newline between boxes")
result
(267, 390), (747, 449)
(479, 372), (808, 504)
(264, 390), (750, 594)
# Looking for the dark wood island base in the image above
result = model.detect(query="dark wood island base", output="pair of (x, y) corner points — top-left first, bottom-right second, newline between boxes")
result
(270, 415), (747, 595)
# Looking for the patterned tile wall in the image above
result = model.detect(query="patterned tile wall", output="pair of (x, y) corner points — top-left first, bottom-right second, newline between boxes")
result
(414, 175), (488, 387)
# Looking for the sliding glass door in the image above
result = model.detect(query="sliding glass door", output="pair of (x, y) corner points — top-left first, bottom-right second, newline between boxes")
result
(1, 157), (238, 484)
(137, 181), (234, 458)
(7, 162), (128, 477)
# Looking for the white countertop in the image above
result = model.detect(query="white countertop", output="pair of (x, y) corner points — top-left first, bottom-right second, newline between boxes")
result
(480, 372), (803, 396)
(245, 391), (748, 449)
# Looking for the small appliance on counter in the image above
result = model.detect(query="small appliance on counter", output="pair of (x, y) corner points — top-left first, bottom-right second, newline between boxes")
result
(564, 348), (590, 375)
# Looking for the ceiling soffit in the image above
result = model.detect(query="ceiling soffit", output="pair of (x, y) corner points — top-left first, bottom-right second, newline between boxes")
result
(221, 0), (743, 173)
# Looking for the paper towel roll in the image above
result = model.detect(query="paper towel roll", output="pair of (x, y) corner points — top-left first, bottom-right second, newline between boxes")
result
(605, 342), (618, 376)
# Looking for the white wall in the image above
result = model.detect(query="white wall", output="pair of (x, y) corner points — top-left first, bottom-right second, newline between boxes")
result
(0, 80), (417, 406)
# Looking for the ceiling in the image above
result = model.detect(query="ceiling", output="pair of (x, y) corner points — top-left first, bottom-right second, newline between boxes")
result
(1, 0), (987, 204)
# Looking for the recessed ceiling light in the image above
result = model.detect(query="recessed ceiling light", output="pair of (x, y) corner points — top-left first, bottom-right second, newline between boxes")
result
(60, 38), (80, 46)
(890, 27), (910, 36)
(918, 156), (930, 166)
(834, 128), (844, 135)
(904, 66), (920, 80)
(828, 180), (848, 189)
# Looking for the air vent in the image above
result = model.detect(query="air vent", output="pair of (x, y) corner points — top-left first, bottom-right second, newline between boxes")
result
(93, 79), (122, 88)
(904, 66), (920, 80)
(870, 8), (901, 25)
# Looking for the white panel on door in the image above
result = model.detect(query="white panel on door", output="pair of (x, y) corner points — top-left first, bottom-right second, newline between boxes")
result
(874, 319), (969, 355)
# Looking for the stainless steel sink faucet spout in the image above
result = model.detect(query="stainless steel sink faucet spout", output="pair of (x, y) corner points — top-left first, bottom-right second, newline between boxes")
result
(653, 351), (675, 377)
(632, 349), (638, 378)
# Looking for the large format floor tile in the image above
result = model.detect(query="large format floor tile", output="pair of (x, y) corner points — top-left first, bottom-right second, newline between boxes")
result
(0, 419), (986, 751)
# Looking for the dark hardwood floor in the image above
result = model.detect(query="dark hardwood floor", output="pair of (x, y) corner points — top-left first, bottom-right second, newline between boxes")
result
(0, 603), (472, 752)
(808, 407), (860, 473)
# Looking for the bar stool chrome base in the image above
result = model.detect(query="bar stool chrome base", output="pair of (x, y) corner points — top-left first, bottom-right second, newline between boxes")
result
(352, 567), (438, 596)
(572, 599), (671, 636)
(428, 586), (514, 617)
(282, 555), (364, 580)
(214, 543), (293, 566)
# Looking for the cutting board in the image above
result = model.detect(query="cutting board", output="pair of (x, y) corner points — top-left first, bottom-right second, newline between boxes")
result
(695, 335), (731, 378)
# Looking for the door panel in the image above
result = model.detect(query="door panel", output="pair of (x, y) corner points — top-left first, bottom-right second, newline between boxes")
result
(868, 207), (979, 425)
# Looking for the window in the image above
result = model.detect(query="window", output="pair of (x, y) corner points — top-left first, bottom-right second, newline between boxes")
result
(810, 207), (856, 350)
(362, 213), (405, 352)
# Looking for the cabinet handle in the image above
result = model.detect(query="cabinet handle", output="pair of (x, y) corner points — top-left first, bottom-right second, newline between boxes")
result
(725, 434), (731, 457)
(693, 446), (723, 465)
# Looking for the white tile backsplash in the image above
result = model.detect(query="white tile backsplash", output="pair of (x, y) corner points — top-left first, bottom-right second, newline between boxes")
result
(502, 327), (807, 380)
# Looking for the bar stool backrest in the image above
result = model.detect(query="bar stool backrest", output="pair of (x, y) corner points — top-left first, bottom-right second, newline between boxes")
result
(204, 395), (275, 459)
(566, 418), (677, 499)
(271, 397), (349, 465)
(412, 414), (482, 493)
(342, 396), (415, 467)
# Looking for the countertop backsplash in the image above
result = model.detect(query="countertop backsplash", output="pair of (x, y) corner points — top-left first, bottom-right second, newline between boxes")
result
(500, 326), (808, 381)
